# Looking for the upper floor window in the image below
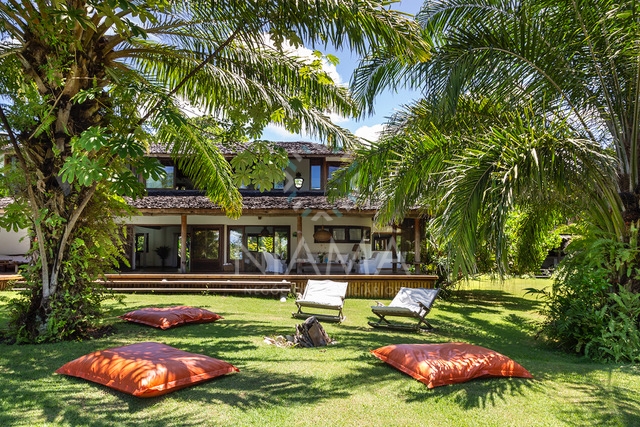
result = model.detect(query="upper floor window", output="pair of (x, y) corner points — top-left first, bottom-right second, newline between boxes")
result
(310, 163), (322, 190)
(146, 165), (175, 189)
(327, 164), (340, 180)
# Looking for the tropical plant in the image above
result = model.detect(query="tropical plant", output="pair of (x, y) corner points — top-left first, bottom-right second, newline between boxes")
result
(333, 0), (637, 278)
(154, 245), (171, 270)
(528, 223), (640, 362)
(0, 0), (428, 341)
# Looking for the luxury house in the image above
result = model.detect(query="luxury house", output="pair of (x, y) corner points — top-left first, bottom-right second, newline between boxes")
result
(0, 141), (424, 276)
(125, 141), (423, 275)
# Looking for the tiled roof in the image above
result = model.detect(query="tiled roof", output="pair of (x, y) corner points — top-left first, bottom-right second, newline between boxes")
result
(1, 193), (376, 215)
(127, 193), (376, 213)
(0, 197), (12, 209)
(148, 141), (347, 156)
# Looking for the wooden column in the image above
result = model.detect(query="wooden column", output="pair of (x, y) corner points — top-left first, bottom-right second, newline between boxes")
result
(414, 218), (421, 274)
(296, 215), (303, 274)
(180, 214), (187, 273)
(129, 226), (136, 270)
(392, 224), (398, 273)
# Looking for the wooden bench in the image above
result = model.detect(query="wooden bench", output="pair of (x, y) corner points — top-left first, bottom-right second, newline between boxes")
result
(101, 279), (295, 297)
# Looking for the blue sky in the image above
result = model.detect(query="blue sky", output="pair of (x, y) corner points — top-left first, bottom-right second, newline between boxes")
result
(261, 0), (423, 144)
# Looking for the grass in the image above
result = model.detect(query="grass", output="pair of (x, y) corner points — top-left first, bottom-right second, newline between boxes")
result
(1, 277), (639, 427)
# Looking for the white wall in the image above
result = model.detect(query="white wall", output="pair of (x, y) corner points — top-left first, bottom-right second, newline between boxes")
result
(127, 213), (375, 265)
(0, 228), (30, 255)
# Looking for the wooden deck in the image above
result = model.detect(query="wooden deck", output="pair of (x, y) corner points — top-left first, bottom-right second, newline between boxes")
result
(0, 274), (21, 291)
(101, 275), (294, 297)
(103, 273), (438, 299)
(0, 273), (439, 299)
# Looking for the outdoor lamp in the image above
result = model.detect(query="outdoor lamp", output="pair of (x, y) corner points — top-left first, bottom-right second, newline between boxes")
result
(313, 226), (332, 243)
(294, 172), (304, 190)
(259, 226), (272, 237)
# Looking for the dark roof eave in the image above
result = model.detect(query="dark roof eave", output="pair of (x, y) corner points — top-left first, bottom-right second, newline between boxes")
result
(148, 141), (350, 157)
(125, 194), (380, 214)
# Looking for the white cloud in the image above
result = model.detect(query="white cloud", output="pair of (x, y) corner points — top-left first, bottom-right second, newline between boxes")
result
(263, 123), (300, 138)
(328, 112), (350, 124)
(262, 34), (344, 86)
(355, 124), (385, 143)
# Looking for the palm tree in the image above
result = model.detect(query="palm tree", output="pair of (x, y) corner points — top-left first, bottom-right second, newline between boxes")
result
(0, 0), (428, 341)
(335, 0), (636, 277)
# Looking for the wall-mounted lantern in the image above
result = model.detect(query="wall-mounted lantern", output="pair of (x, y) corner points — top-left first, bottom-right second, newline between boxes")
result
(294, 172), (304, 190)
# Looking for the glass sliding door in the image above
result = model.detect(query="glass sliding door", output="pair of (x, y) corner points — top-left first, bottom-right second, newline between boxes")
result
(274, 229), (289, 262)
(227, 225), (290, 272)
(191, 227), (222, 271)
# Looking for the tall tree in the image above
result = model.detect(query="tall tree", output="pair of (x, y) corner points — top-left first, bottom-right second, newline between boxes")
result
(0, 0), (428, 341)
(334, 0), (635, 276)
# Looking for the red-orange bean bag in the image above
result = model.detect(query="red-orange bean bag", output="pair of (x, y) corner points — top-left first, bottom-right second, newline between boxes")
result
(371, 342), (532, 388)
(119, 306), (222, 329)
(55, 342), (239, 397)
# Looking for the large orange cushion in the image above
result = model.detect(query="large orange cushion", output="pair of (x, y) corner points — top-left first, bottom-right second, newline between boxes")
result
(55, 342), (239, 397)
(119, 306), (222, 329)
(371, 342), (532, 388)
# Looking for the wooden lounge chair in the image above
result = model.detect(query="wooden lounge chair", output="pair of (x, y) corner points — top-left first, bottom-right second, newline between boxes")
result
(292, 279), (349, 323)
(368, 287), (440, 331)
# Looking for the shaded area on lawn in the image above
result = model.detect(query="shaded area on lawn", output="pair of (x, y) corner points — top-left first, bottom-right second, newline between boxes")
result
(1, 280), (640, 427)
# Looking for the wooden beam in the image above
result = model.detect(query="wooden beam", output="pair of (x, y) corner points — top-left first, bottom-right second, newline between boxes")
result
(414, 218), (421, 264)
(296, 215), (303, 274)
(392, 224), (398, 273)
(135, 208), (379, 217)
(180, 214), (187, 273)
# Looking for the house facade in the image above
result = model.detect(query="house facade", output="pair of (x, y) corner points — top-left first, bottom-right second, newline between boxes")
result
(0, 141), (424, 275)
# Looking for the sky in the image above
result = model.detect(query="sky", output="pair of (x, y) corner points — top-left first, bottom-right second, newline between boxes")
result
(261, 0), (423, 144)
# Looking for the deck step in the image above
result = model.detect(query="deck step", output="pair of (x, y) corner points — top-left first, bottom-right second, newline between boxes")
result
(101, 279), (294, 297)
(107, 287), (292, 294)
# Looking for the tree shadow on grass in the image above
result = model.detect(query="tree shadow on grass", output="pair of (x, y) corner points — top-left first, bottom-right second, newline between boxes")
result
(2, 291), (640, 426)
(549, 377), (640, 426)
(447, 289), (542, 312)
(401, 375), (533, 408)
(0, 329), (424, 427)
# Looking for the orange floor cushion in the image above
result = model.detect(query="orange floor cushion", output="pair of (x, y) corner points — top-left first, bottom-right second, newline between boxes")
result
(56, 342), (239, 397)
(371, 342), (532, 388)
(119, 306), (222, 329)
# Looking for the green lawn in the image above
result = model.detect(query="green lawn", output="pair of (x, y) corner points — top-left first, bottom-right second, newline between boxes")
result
(1, 278), (639, 427)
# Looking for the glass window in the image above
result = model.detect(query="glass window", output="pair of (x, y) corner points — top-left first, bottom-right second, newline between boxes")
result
(313, 226), (371, 243)
(247, 228), (273, 252)
(246, 235), (258, 252)
(242, 226), (290, 263)
(274, 229), (289, 261)
(332, 227), (346, 242)
(328, 164), (340, 180)
(135, 233), (148, 253)
(310, 164), (321, 190)
(175, 168), (194, 190)
(229, 228), (243, 260)
(192, 229), (219, 259)
(146, 165), (175, 189)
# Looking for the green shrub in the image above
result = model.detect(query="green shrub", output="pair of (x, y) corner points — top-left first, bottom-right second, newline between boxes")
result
(3, 191), (130, 343)
(530, 224), (640, 362)
(587, 286), (640, 362)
